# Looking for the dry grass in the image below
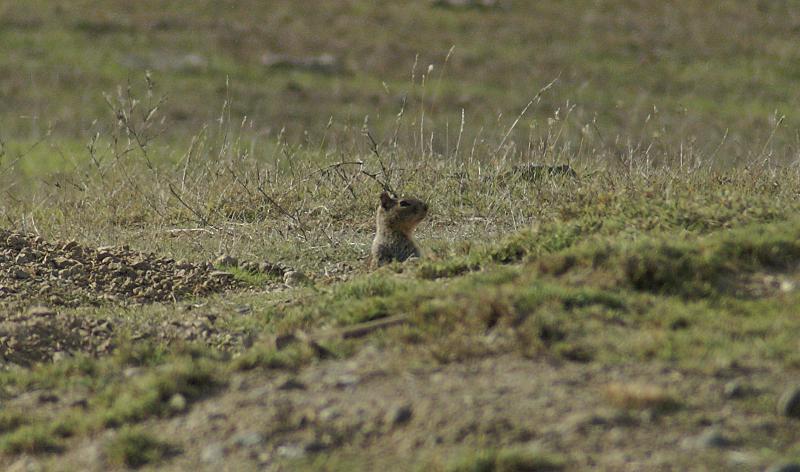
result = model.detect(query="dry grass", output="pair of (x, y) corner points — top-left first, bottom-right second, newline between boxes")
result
(604, 382), (681, 412)
(2, 2), (800, 469)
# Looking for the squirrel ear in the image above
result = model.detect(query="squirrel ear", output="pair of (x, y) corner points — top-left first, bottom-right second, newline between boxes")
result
(380, 191), (396, 209)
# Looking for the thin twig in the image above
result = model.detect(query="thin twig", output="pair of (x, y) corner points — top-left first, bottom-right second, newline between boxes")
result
(495, 74), (561, 156)
(363, 130), (397, 195)
(168, 182), (209, 226)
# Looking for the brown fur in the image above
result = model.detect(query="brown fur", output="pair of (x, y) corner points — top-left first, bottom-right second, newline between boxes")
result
(370, 192), (428, 268)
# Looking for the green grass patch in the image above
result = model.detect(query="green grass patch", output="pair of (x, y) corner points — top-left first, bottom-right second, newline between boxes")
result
(0, 424), (63, 455)
(106, 427), (177, 468)
(231, 343), (315, 372)
(97, 355), (220, 427)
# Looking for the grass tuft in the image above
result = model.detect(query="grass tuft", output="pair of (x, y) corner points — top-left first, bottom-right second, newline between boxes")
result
(231, 343), (315, 372)
(106, 427), (177, 468)
(0, 424), (63, 455)
(98, 357), (220, 427)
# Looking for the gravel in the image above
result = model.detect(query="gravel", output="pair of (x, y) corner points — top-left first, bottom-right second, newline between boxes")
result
(0, 306), (114, 366)
(0, 230), (292, 365)
(0, 230), (243, 307)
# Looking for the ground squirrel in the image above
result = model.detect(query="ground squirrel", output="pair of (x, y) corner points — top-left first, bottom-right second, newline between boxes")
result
(370, 192), (428, 268)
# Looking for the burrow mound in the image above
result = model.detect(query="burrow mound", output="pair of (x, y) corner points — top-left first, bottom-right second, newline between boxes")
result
(0, 229), (246, 307)
(0, 307), (114, 366)
(0, 306), (252, 366)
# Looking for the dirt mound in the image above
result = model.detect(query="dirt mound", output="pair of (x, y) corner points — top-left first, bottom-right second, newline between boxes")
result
(0, 306), (253, 366)
(0, 307), (113, 366)
(0, 230), (240, 307)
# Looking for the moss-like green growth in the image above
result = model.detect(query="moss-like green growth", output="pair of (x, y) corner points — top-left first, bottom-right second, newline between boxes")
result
(98, 356), (220, 427)
(106, 427), (177, 468)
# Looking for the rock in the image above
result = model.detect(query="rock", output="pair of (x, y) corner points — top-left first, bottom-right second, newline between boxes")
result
(767, 464), (800, 472)
(12, 268), (30, 279)
(232, 432), (264, 448)
(778, 385), (800, 418)
(278, 378), (307, 390)
(275, 443), (305, 459)
(214, 255), (238, 267)
(681, 427), (731, 449)
(387, 403), (413, 426)
(168, 393), (187, 412)
(723, 380), (746, 399)
(283, 270), (307, 286)
(201, 443), (225, 464)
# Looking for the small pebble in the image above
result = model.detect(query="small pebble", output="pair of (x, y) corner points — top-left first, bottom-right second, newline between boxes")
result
(723, 380), (746, 399)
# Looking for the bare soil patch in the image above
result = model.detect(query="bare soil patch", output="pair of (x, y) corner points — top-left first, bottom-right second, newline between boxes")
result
(32, 349), (797, 471)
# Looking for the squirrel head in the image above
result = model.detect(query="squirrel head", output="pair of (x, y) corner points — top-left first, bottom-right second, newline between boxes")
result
(377, 191), (428, 234)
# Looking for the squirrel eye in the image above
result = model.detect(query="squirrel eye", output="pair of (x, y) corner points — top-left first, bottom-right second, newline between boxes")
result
(399, 201), (411, 207)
